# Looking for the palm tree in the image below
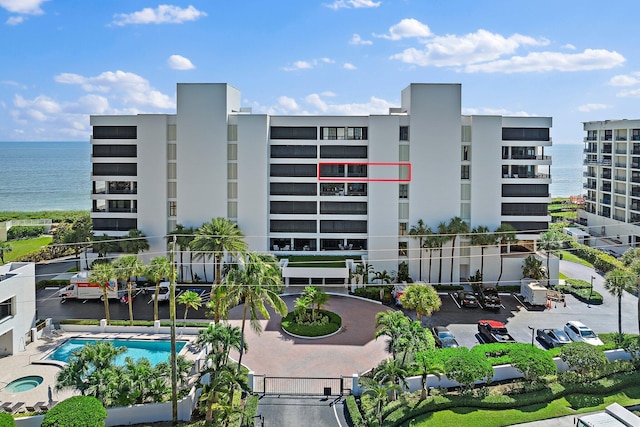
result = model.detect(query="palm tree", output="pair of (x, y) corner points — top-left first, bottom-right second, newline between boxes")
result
(0, 241), (13, 264)
(619, 249), (640, 334)
(196, 323), (246, 372)
(470, 225), (496, 281)
(447, 217), (469, 286)
(359, 377), (399, 425)
(92, 234), (119, 259)
(398, 284), (442, 323)
(413, 351), (444, 400)
(169, 224), (196, 282)
(422, 233), (441, 283)
(199, 364), (248, 424)
(409, 219), (431, 281)
(177, 290), (202, 327)
(374, 310), (411, 360)
(373, 358), (408, 401)
(88, 261), (116, 325)
(120, 229), (150, 254)
(494, 223), (517, 285)
(206, 284), (236, 324)
(522, 254), (547, 281)
(146, 256), (174, 321)
(396, 320), (434, 367)
(299, 286), (329, 321)
(605, 268), (636, 344)
(192, 218), (248, 286)
(538, 231), (563, 285)
(224, 252), (287, 375)
(436, 222), (450, 285)
(113, 255), (144, 325)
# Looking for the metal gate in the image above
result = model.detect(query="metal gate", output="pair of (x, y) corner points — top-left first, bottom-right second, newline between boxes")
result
(253, 375), (351, 396)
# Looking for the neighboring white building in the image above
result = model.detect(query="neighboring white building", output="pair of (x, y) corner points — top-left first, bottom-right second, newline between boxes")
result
(90, 83), (552, 287)
(0, 263), (36, 356)
(579, 119), (640, 248)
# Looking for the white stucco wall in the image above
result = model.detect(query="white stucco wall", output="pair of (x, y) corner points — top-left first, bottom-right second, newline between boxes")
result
(0, 263), (35, 356)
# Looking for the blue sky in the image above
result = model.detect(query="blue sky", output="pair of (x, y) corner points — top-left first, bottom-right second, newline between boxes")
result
(1, 0), (639, 144)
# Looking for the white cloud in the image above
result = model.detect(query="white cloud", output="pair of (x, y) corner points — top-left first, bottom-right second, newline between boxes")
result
(283, 58), (336, 71)
(321, 91), (336, 97)
(391, 29), (547, 67)
(375, 18), (431, 41)
(0, 0), (46, 15)
(6, 16), (24, 25)
(278, 96), (299, 111)
(112, 5), (206, 26)
(305, 94), (328, 112)
(609, 72), (640, 87)
(343, 63), (357, 70)
(617, 88), (640, 98)
(256, 92), (395, 116)
(167, 54), (195, 70)
(463, 107), (533, 116)
(562, 43), (576, 50)
(325, 0), (380, 10)
(350, 33), (372, 45)
(54, 70), (174, 109)
(464, 49), (625, 73)
(577, 103), (610, 112)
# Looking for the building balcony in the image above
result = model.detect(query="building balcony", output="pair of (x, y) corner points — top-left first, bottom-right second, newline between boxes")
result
(614, 202), (626, 209)
(584, 159), (612, 166)
(616, 136), (628, 141)
(600, 187), (612, 192)
(583, 183), (596, 189)
(584, 136), (598, 142)
(613, 214), (626, 221)
(615, 150), (628, 155)
(583, 171), (597, 178)
(615, 175), (627, 181)
(614, 188), (627, 195)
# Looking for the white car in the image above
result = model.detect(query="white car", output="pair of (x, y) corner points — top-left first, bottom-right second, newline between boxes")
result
(563, 321), (604, 346)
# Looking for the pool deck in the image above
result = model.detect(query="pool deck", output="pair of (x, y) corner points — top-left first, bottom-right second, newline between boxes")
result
(0, 331), (198, 414)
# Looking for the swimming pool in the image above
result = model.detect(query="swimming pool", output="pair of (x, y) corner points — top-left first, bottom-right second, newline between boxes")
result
(46, 338), (187, 366)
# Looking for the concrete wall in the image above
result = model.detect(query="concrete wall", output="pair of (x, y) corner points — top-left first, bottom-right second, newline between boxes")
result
(0, 263), (35, 356)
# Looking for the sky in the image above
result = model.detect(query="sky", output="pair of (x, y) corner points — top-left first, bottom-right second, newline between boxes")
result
(1, 0), (639, 144)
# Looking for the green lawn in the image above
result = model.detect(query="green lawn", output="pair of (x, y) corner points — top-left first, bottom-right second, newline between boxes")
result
(406, 388), (640, 426)
(559, 250), (593, 268)
(3, 236), (52, 262)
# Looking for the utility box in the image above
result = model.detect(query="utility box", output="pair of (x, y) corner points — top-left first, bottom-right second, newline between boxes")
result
(520, 280), (548, 306)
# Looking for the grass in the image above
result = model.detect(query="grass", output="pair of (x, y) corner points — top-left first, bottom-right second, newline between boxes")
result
(283, 255), (352, 268)
(3, 236), (53, 262)
(558, 250), (593, 268)
(405, 387), (640, 426)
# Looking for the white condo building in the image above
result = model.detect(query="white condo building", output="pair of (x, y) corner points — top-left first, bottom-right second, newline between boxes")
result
(579, 119), (640, 247)
(90, 83), (553, 286)
(0, 263), (36, 356)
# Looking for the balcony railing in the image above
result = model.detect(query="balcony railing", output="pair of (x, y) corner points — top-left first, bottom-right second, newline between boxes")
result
(615, 163), (627, 168)
(614, 215), (626, 221)
(614, 188), (627, 195)
(614, 202), (626, 208)
(615, 150), (628, 154)
(616, 136), (627, 141)
(600, 187), (612, 192)
(583, 183), (596, 189)
(615, 176), (627, 181)
(502, 173), (550, 179)
(583, 172), (597, 178)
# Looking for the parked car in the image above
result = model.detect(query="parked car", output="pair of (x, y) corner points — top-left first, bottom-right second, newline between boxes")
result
(563, 321), (604, 346)
(477, 286), (501, 310)
(536, 328), (571, 348)
(431, 326), (459, 348)
(457, 290), (479, 308)
(477, 320), (517, 343)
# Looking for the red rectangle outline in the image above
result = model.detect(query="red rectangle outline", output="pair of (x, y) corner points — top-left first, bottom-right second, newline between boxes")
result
(317, 162), (411, 182)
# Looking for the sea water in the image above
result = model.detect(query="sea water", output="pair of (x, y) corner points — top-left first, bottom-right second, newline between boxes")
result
(0, 141), (583, 212)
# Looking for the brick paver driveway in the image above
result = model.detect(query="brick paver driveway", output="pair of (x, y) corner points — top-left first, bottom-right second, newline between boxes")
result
(226, 294), (392, 377)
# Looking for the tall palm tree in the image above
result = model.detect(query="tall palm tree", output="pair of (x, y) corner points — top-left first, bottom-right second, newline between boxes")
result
(470, 225), (496, 282)
(192, 218), (248, 286)
(120, 229), (150, 254)
(436, 222), (450, 285)
(409, 219), (431, 281)
(538, 231), (563, 285)
(224, 252), (287, 375)
(422, 233), (441, 283)
(413, 351), (444, 400)
(0, 241), (13, 264)
(113, 255), (144, 325)
(398, 284), (442, 323)
(374, 310), (411, 360)
(177, 290), (202, 327)
(146, 256), (173, 321)
(206, 284), (236, 324)
(196, 323), (246, 372)
(88, 261), (116, 325)
(396, 320), (434, 367)
(169, 224), (196, 282)
(373, 358), (408, 401)
(359, 377), (398, 426)
(447, 217), (469, 286)
(494, 223), (517, 286)
(620, 250), (640, 335)
(605, 268), (636, 344)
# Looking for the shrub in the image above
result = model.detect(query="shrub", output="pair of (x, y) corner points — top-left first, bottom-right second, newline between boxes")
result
(566, 240), (623, 273)
(0, 413), (15, 427)
(559, 342), (608, 381)
(435, 347), (493, 390)
(281, 309), (342, 337)
(508, 345), (557, 382)
(7, 225), (46, 240)
(345, 395), (366, 427)
(240, 394), (259, 426)
(556, 279), (604, 305)
(41, 396), (107, 427)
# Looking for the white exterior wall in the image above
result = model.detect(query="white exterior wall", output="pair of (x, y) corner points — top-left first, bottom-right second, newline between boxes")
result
(176, 83), (240, 228)
(469, 116), (502, 228)
(0, 263), (35, 356)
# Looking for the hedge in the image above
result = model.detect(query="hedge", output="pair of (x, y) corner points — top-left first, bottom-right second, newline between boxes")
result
(281, 309), (342, 337)
(41, 396), (107, 427)
(7, 225), (46, 240)
(0, 413), (15, 427)
(555, 280), (604, 305)
(345, 395), (366, 427)
(382, 370), (640, 426)
(566, 241), (623, 273)
(353, 286), (390, 302)
(240, 394), (259, 426)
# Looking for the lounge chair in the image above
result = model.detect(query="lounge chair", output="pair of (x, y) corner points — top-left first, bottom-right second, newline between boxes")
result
(26, 402), (45, 412)
(4, 402), (24, 413)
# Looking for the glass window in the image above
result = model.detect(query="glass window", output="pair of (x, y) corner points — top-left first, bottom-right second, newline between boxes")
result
(461, 203), (470, 221)
(461, 125), (471, 143)
(92, 145), (137, 157)
(168, 182), (177, 198)
(169, 201), (177, 217)
(271, 164), (317, 177)
(228, 124), (237, 141)
(92, 163), (137, 176)
(461, 183), (471, 200)
(167, 124), (177, 141)
(320, 164), (345, 178)
(0, 297), (13, 319)
(271, 126), (317, 140)
(93, 126), (137, 139)
(270, 220), (317, 233)
(271, 201), (317, 214)
(228, 182), (238, 199)
(399, 203), (409, 219)
(399, 241), (408, 257)
(461, 165), (470, 180)
(462, 145), (470, 161)
(348, 164), (367, 178)
(399, 145), (410, 161)
(320, 201), (367, 215)
(228, 163), (237, 179)
(399, 184), (408, 199)
(167, 143), (177, 160)
(399, 222), (408, 236)
(271, 145), (317, 158)
(228, 201), (237, 218)
(501, 127), (550, 141)
(399, 165), (410, 180)
(320, 146), (367, 158)
(271, 182), (317, 196)
(399, 126), (409, 141)
(168, 163), (176, 179)
(320, 220), (367, 233)
(228, 144), (238, 160)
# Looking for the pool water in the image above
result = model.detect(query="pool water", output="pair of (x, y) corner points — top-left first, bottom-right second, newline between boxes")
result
(46, 339), (186, 366)
(4, 376), (43, 393)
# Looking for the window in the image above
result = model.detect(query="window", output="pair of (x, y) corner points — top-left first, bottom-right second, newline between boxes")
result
(92, 145), (137, 157)
(271, 201), (317, 214)
(270, 220), (317, 233)
(270, 126), (317, 140)
(270, 182), (317, 196)
(92, 218), (138, 231)
(399, 126), (409, 141)
(320, 201), (367, 215)
(348, 164), (367, 178)
(460, 203), (470, 221)
(461, 145), (470, 161)
(319, 164), (345, 178)
(398, 241), (408, 257)
(92, 199), (106, 212)
(399, 203), (409, 219)
(270, 164), (317, 177)
(320, 127), (368, 140)
(399, 184), (408, 199)
(93, 163), (137, 176)
(399, 145), (410, 161)
(461, 165), (470, 180)
(93, 181), (106, 194)
(347, 127), (367, 140)
(501, 203), (548, 216)
(0, 297), (13, 319)
(228, 124), (237, 141)
(228, 144), (238, 160)
(320, 220), (367, 233)
(320, 146), (367, 158)
(271, 145), (317, 158)
(93, 126), (137, 139)
(168, 143), (177, 160)
(168, 163), (176, 179)
(169, 201), (177, 217)
(399, 222), (408, 236)
(228, 182), (238, 198)
(461, 183), (471, 200)
(502, 184), (549, 197)
(228, 201), (237, 218)
(399, 165), (410, 180)
(168, 124), (177, 141)
(168, 182), (177, 198)
(461, 126), (471, 143)
(501, 127), (550, 141)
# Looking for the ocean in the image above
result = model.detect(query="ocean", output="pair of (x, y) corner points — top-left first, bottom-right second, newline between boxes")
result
(0, 141), (583, 212)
